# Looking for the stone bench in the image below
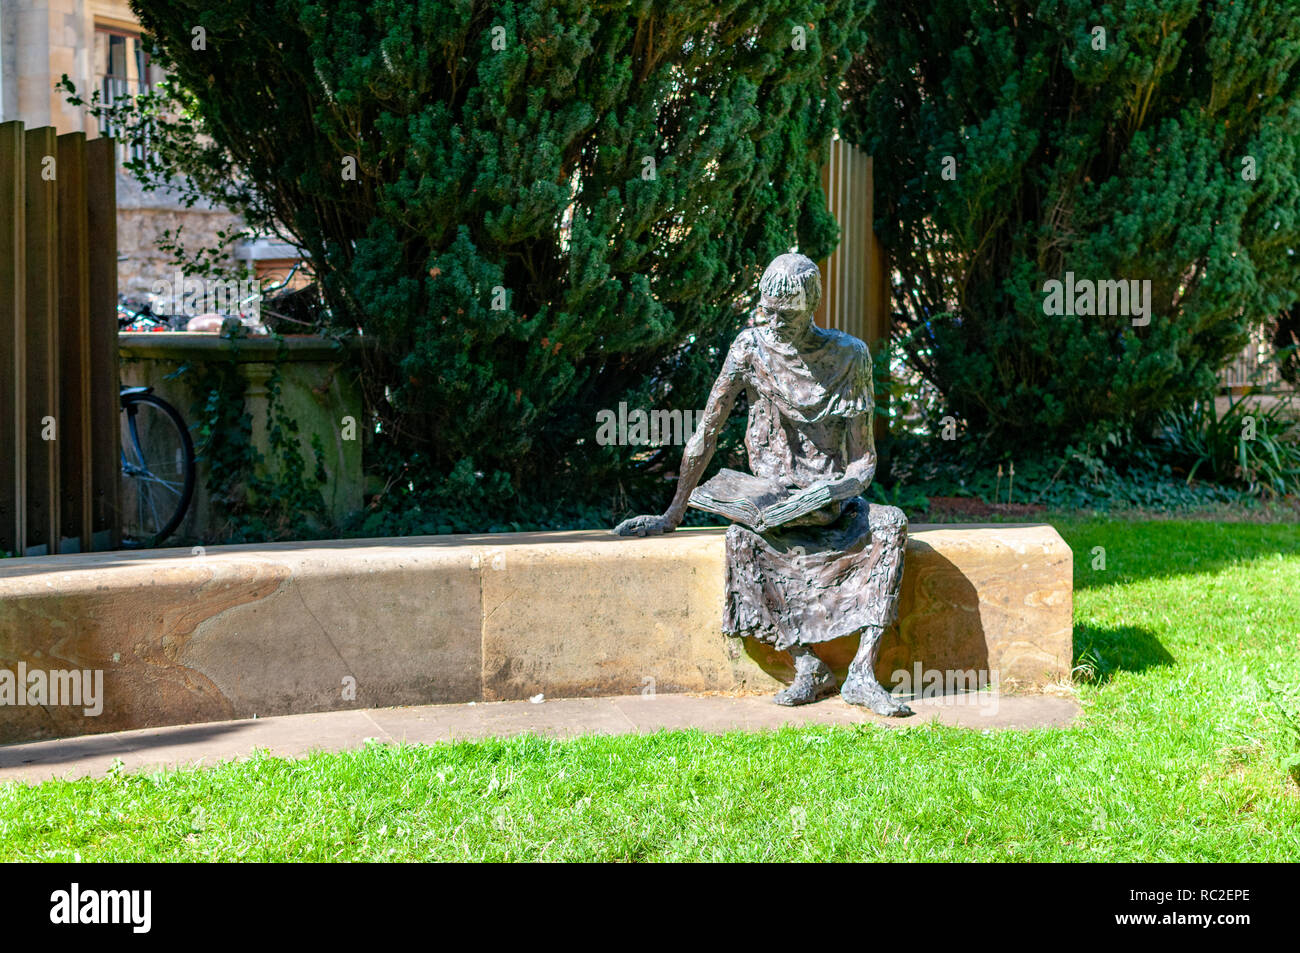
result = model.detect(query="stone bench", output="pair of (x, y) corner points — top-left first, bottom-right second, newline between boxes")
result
(0, 524), (1073, 744)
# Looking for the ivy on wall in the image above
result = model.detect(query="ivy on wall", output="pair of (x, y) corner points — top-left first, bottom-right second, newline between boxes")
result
(168, 330), (329, 542)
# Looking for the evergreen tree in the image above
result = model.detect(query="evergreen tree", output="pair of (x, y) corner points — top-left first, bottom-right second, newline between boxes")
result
(122, 0), (865, 517)
(842, 0), (1300, 454)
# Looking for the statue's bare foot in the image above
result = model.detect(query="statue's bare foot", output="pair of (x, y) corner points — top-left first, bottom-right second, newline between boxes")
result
(840, 677), (913, 717)
(773, 669), (837, 706)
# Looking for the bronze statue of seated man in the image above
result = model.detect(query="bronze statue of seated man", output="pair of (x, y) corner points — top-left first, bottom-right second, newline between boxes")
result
(614, 253), (911, 716)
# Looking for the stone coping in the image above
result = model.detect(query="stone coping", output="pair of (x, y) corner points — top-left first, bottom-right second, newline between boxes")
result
(118, 332), (359, 362)
(0, 524), (1074, 744)
(0, 522), (1053, 568)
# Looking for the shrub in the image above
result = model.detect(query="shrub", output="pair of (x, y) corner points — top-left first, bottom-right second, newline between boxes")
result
(842, 0), (1300, 456)
(98, 0), (866, 523)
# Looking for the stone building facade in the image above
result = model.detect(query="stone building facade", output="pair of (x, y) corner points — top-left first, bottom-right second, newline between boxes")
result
(0, 0), (286, 304)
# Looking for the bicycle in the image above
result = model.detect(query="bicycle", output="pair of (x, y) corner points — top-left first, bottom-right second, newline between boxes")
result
(119, 385), (196, 548)
(118, 303), (195, 546)
(114, 263), (310, 546)
(117, 296), (186, 332)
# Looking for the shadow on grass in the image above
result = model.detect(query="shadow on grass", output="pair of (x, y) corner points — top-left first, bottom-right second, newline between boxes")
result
(1072, 623), (1175, 684)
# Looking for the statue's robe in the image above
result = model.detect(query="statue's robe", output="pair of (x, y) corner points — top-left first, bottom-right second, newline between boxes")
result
(716, 325), (907, 650)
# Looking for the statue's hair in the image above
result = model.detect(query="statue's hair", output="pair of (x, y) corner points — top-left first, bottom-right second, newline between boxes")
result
(759, 253), (821, 312)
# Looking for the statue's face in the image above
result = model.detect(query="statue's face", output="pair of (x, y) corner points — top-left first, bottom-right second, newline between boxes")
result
(758, 295), (813, 336)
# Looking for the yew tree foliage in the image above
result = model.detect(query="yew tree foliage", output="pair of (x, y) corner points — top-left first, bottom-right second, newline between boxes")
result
(842, 0), (1300, 454)
(127, 0), (863, 508)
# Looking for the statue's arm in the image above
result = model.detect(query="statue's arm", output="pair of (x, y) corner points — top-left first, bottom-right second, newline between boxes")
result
(611, 342), (746, 537)
(662, 361), (745, 525)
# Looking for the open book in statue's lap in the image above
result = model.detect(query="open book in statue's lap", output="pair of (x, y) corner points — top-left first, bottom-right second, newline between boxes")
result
(613, 253), (911, 716)
(687, 468), (860, 533)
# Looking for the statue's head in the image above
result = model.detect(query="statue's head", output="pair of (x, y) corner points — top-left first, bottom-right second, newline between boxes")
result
(757, 253), (821, 336)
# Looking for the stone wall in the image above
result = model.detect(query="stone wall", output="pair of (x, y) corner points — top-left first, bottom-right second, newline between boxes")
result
(115, 170), (245, 302)
(118, 333), (365, 542)
(0, 524), (1074, 743)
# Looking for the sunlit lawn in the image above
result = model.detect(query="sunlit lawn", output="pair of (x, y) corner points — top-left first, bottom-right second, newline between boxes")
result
(2, 519), (1298, 861)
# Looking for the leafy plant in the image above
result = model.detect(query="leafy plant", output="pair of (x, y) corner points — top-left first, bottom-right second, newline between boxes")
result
(1157, 395), (1300, 497)
(1071, 648), (1102, 685)
(866, 480), (930, 515)
(172, 331), (329, 543)
(881, 423), (1270, 515)
(1271, 305), (1300, 386)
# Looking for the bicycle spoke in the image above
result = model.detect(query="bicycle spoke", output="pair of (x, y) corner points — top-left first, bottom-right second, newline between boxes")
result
(136, 477), (147, 536)
(145, 485), (162, 535)
(131, 472), (184, 495)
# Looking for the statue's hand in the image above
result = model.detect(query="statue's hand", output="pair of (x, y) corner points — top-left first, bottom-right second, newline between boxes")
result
(611, 514), (677, 537)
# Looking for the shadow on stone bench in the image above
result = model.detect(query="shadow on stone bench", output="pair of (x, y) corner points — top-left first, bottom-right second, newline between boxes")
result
(743, 541), (990, 696)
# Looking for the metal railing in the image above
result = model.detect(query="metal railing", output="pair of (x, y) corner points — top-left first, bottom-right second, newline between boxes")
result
(1219, 326), (1285, 392)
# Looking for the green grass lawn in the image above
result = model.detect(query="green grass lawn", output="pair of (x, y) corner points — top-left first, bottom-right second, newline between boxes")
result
(2, 518), (1298, 861)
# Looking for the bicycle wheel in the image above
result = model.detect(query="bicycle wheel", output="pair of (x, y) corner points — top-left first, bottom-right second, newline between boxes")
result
(120, 393), (196, 547)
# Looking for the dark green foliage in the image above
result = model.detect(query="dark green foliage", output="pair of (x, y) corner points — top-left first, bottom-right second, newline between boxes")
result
(886, 426), (1292, 514)
(121, 0), (866, 521)
(842, 0), (1300, 455)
